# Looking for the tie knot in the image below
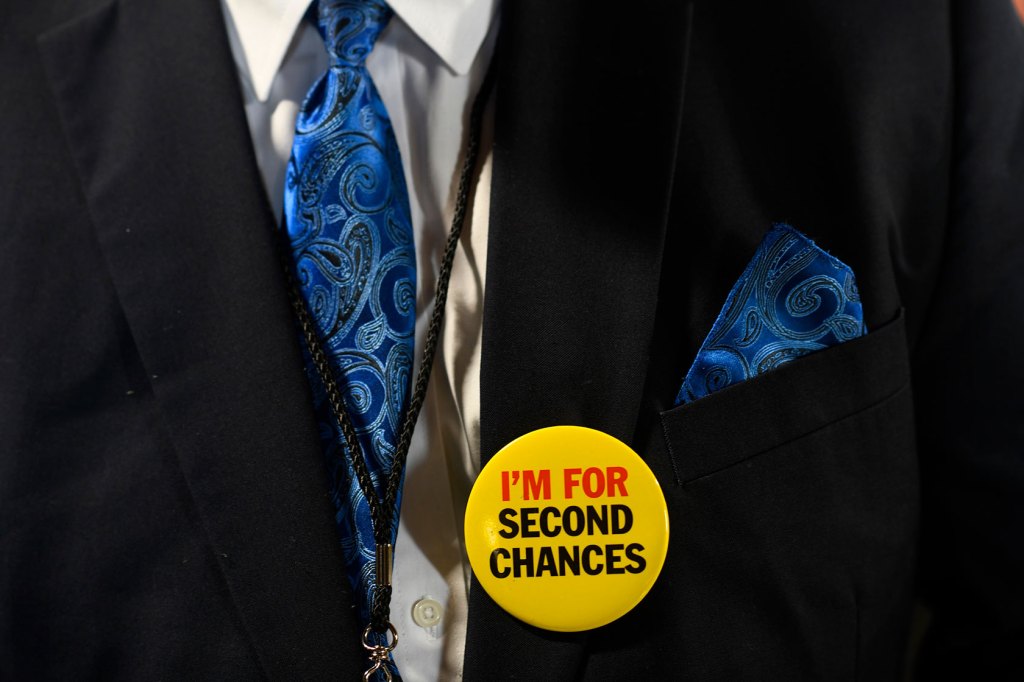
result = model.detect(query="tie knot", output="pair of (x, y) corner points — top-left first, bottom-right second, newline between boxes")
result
(317, 0), (393, 67)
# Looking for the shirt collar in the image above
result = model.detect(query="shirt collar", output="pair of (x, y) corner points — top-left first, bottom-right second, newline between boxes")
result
(389, 0), (498, 75)
(223, 0), (498, 103)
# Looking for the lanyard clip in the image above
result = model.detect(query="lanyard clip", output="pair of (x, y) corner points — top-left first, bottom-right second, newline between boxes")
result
(362, 622), (398, 682)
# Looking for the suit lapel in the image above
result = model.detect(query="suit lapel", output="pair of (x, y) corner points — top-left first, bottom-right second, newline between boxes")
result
(466, 1), (695, 678)
(38, 0), (362, 676)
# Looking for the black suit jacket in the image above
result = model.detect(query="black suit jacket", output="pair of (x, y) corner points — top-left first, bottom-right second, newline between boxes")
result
(2, 0), (1022, 679)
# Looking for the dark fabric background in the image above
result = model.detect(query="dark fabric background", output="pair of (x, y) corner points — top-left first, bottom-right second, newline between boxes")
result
(2, 0), (1022, 679)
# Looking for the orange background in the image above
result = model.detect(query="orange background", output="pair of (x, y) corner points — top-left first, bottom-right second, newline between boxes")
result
(1016, 0), (1024, 22)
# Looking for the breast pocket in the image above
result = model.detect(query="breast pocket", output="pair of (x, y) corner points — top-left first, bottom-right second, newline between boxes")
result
(660, 309), (910, 484)
(652, 309), (918, 678)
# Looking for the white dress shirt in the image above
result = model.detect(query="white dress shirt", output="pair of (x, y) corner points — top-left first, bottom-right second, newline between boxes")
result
(220, 1), (497, 679)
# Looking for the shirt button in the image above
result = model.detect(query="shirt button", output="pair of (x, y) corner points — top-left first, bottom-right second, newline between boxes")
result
(411, 597), (444, 629)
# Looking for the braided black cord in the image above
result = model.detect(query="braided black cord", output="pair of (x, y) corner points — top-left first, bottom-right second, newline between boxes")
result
(281, 53), (499, 636)
(370, 585), (393, 632)
(381, 57), (499, 533)
(279, 253), (390, 536)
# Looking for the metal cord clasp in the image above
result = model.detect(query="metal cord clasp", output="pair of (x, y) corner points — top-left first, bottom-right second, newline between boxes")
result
(375, 543), (394, 587)
(362, 622), (398, 682)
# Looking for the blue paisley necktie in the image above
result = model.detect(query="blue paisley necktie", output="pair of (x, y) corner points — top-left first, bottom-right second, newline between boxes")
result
(281, 0), (413, 670)
(676, 224), (866, 405)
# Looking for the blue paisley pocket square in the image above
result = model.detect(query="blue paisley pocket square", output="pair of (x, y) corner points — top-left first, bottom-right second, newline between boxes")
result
(674, 224), (866, 406)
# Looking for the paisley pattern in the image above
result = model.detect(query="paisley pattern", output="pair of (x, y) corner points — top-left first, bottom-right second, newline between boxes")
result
(675, 224), (866, 405)
(281, 0), (412, 660)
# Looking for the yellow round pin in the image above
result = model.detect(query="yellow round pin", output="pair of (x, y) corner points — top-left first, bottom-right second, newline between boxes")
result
(464, 425), (669, 632)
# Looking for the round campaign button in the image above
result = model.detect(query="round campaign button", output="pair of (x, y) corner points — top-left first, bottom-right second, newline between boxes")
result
(464, 426), (669, 632)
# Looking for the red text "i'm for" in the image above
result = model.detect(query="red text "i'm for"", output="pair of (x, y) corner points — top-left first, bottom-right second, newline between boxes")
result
(501, 469), (552, 502)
